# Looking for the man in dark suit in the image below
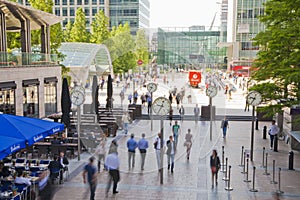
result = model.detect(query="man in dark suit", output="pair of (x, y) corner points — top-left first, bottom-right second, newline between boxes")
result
(48, 155), (63, 184)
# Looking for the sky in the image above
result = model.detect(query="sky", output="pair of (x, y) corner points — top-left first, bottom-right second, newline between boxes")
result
(150, 0), (221, 28)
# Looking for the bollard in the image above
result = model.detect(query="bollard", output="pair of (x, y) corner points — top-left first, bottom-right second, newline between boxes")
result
(255, 117), (259, 130)
(263, 126), (267, 139)
(249, 166), (258, 192)
(261, 147), (265, 168)
(288, 151), (294, 170)
(270, 160), (278, 184)
(222, 157), (229, 180)
(243, 158), (251, 183)
(274, 135), (278, 152)
(241, 152), (246, 174)
(221, 146), (225, 166)
(276, 167), (284, 194)
(225, 165), (233, 191)
(263, 153), (270, 175)
(239, 146), (244, 167)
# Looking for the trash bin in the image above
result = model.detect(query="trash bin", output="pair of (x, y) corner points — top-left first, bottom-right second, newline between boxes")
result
(263, 126), (267, 139)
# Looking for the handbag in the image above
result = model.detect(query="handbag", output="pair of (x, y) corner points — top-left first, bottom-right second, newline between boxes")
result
(211, 166), (217, 173)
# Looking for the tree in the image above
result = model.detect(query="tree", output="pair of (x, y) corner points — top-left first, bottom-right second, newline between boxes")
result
(70, 8), (90, 42)
(63, 21), (73, 42)
(108, 23), (136, 73)
(251, 0), (300, 116)
(90, 10), (110, 44)
(135, 29), (149, 66)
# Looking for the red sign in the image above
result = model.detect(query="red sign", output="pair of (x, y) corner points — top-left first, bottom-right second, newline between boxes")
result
(137, 60), (143, 65)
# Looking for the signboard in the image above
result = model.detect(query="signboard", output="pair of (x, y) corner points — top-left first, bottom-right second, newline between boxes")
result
(137, 60), (143, 65)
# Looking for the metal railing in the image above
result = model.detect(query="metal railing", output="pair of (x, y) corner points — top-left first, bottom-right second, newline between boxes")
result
(0, 52), (58, 67)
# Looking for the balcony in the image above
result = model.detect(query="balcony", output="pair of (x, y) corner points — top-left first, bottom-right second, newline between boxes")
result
(0, 52), (58, 67)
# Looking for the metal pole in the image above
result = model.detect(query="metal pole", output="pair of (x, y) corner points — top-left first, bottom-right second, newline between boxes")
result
(249, 166), (258, 192)
(209, 97), (212, 141)
(261, 147), (265, 168)
(271, 160), (278, 184)
(244, 158), (251, 182)
(263, 153), (270, 175)
(222, 146), (225, 166)
(239, 146), (244, 167)
(241, 152), (246, 174)
(276, 167), (284, 194)
(160, 117), (164, 184)
(225, 165), (233, 191)
(250, 106), (255, 161)
(77, 105), (81, 161)
(222, 157), (229, 181)
(151, 92), (153, 131)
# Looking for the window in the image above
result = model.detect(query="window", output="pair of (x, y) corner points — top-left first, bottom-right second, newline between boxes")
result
(100, 0), (104, 3)
(44, 78), (57, 116)
(55, 0), (60, 5)
(241, 42), (259, 50)
(55, 8), (60, 16)
(84, 0), (89, 5)
(22, 80), (39, 118)
(0, 82), (16, 115)
(62, 8), (68, 16)
(70, 8), (75, 16)
(85, 8), (90, 15)
(92, 8), (97, 15)
(70, 0), (74, 5)
(92, 0), (97, 4)
(77, 0), (82, 5)
(62, 0), (67, 5)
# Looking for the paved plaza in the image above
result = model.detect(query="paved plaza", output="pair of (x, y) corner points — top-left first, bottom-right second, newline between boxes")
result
(47, 72), (300, 200)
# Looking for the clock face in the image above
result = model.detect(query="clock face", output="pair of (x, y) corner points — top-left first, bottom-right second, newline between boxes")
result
(152, 97), (171, 115)
(71, 90), (85, 106)
(206, 85), (218, 97)
(73, 86), (85, 94)
(147, 83), (157, 93)
(246, 91), (262, 106)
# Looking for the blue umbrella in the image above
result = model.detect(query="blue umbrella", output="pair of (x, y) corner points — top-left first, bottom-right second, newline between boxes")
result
(0, 114), (64, 146)
(0, 136), (26, 160)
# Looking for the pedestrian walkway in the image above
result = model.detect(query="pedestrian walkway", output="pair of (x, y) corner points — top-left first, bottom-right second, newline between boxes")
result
(49, 72), (300, 199)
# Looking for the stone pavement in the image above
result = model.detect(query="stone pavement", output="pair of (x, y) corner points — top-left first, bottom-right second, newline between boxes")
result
(48, 72), (300, 200)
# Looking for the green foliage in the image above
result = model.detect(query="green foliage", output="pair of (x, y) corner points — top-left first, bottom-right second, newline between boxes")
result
(63, 21), (73, 42)
(107, 23), (136, 73)
(70, 8), (90, 42)
(90, 10), (110, 44)
(135, 29), (149, 66)
(251, 0), (300, 116)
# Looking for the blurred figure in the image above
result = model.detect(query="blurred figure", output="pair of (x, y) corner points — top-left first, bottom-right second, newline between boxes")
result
(127, 133), (138, 169)
(184, 129), (193, 160)
(83, 157), (97, 200)
(95, 135), (106, 172)
(166, 135), (176, 173)
(105, 151), (120, 197)
(138, 133), (148, 170)
(193, 104), (200, 123)
(210, 150), (220, 188)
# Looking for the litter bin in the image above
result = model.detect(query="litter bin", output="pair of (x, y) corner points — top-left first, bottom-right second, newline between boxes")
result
(288, 151), (294, 170)
(263, 126), (267, 139)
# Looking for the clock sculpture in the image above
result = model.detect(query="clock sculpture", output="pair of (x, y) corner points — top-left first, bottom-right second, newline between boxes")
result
(152, 97), (171, 116)
(206, 85), (218, 98)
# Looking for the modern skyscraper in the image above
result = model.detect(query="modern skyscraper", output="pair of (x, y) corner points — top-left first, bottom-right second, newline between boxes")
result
(18, 0), (150, 35)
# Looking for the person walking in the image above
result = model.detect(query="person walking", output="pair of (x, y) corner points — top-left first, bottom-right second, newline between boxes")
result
(138, 133), (149, 170)
(168, 93), (173, 104)
(153, 133), (164, 171)
(193, 104), (200, 123)
(105, 151), (120, 197)
(179, 105), (185, 122)
(169, 108), (173, 126)
(95, 135), (106, 173)
(166, 135), (176, 173)
(82, 157), (97, 200)
(147, 95), (152, 114)
(122, 111), (130, 135)
(128, 93), (132, 104)
(268, 120), (280, 150)
(127, 133), (138, 169)
(220, 117), (229, 138)
(184, 129), (193, 160)
(172, 120), (180, 147)
(210, 149), (221, 188)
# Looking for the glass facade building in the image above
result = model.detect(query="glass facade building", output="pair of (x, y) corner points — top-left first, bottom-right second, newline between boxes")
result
(18, 0), (150, 35)
(156, 27), (226, 68)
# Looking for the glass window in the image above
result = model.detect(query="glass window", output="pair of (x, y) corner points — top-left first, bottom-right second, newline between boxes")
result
(55, 0), (60, 5)
(63, 19), (68, 26)
(62, 0), (67, 5)
(92, 0), (97, 4)
(77, 0), (82, 5)
(70, 0), (74, 5)
(44, 82), (57, 116)
(55, 8), (60, 16)
(92, 8), (97, 15)
(62, 8), (68, 16)
(100, 0), (104, 3)
(85, 8), (90, 15)
(23, 86), (39, 118)
(84, 0), (89, 5)
(70, 8), (75, 16)
(0, 89), (15, 115)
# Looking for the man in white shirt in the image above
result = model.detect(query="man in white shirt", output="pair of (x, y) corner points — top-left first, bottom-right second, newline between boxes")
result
(105, 152), (120, 197)
(153, 133), (164, 171)
(15, 170), (31, 186)
(269, 120), (280, 150)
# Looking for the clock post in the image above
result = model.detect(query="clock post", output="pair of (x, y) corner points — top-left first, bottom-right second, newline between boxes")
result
(206, 85), (217, 141)
(77, 105), (81, 161)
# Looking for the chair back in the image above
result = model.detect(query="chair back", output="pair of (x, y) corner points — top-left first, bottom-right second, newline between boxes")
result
(39, 160), (50, 165)
(15, 158), (25, 164)
(14, 183), (28, 193)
